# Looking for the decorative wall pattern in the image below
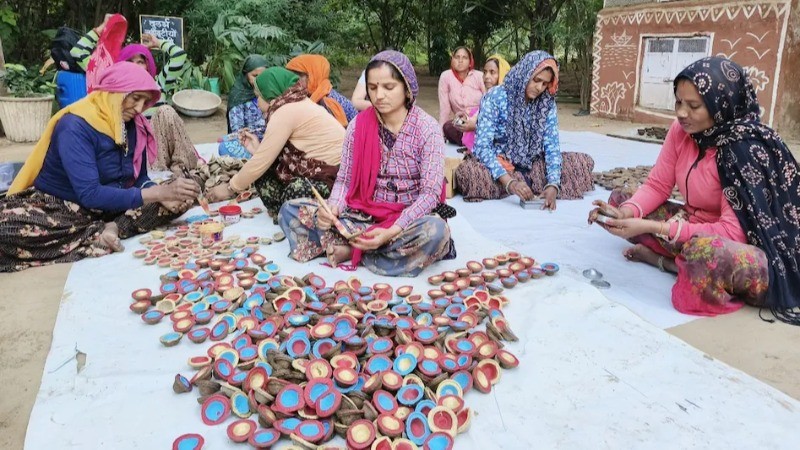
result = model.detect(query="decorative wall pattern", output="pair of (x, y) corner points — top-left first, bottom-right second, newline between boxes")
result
(591, 0), (792, 126)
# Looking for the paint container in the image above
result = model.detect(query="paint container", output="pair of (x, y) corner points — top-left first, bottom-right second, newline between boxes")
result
(199, 222), (225, 242)
(219, 205), (242, 224)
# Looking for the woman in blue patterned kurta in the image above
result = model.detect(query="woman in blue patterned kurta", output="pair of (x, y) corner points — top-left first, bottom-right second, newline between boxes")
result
(454, 51), (594, 209)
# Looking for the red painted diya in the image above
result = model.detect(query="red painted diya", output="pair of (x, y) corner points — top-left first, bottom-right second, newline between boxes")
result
(129, 300), (150, 314)
(427, 406), (457, 437)
(131, 288), (152, 302)
(376, 413), (404, 437)
(226, 419), (256, 443)
(346, 419), (376, 449)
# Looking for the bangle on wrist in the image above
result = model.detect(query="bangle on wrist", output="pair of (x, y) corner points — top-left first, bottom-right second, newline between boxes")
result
(503, 178), (516, 194)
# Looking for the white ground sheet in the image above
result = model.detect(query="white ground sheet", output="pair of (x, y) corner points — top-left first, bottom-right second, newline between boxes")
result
(25, 133), (799, 449)
(445, 132), (690, 329)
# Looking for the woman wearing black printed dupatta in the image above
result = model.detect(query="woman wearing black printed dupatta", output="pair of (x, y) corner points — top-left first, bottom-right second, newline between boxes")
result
(593, 57), (800, 324)
(686, 57), (800, 324)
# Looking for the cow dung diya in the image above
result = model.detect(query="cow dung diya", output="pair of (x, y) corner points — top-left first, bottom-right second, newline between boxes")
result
(135, 251), (549, 448)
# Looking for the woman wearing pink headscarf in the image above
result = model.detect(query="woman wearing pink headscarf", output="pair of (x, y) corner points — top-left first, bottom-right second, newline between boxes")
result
(72, 15), (197, 174)
(0, 63), (200, 272)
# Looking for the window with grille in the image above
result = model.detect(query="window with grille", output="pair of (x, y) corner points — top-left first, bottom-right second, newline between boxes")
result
(678, 39), (707, 53)
(648, 39), (674, 53)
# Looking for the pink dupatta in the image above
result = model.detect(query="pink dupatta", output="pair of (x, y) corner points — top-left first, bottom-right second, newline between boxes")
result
(346, 107), (446, 266)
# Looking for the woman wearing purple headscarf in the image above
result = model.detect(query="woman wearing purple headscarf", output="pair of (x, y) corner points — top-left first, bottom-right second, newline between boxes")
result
(278, 51), (456, 277)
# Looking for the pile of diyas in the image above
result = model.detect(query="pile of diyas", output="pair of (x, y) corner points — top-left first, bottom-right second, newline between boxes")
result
(132, 215), (276, 270)
(129, 251), (553, 449)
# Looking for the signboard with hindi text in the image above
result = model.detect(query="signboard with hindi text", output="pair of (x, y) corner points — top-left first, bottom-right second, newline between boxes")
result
(139, 15), (184, 49)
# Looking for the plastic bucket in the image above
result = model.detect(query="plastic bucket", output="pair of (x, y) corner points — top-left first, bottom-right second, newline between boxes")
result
(55, 71), (87, 108)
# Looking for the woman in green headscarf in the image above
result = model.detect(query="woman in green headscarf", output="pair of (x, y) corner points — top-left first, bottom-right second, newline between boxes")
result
(226, 55), (269, 134)
(207, 67), (345, 220)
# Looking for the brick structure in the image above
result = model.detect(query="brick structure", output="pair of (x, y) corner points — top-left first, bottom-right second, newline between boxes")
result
(591, 0), (800, 139)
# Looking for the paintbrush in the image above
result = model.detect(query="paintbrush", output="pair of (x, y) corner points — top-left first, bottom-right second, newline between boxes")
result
(304, 180), (363, 240)
(181, 167), (211, 215)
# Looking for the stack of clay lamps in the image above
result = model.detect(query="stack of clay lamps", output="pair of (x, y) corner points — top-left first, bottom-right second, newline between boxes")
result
(133, 220), (275, 269)
(134, 254), (537, 449)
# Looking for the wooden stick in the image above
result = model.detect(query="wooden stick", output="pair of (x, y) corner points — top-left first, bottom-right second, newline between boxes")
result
(304, 180), (363, 240)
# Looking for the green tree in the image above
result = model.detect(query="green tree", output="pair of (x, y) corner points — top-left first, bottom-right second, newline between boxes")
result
(559, 0), (602, 112)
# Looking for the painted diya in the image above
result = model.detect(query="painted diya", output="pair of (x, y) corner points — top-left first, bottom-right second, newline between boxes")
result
(541, 262), (559, 275)
(226, 419), (256, 443)
(346, 419), (376, 450)
(172, 434), (204, 450)
(200, 394), (231, 425)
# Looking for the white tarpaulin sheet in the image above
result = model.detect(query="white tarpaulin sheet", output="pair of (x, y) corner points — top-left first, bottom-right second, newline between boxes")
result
(25, 133), (799, 450)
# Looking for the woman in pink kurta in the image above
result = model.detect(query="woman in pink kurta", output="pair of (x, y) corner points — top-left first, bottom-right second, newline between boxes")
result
(438, 46), (485, 145)
(590, 57), (800, 323)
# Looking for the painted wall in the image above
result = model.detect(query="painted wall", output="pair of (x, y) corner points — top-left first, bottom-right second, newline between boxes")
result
(773, 0), (799, 139)
(591, 0), (795, 135)
(605, 0), (659, 7)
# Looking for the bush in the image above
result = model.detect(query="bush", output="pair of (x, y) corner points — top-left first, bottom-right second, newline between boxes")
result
(0, 64), (56, 98)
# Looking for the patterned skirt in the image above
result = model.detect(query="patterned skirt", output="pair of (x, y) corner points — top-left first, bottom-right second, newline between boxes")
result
(608, 189), (769, 315)
(278, 198), (455, 277)
(254, 142), (339, 221)
(454, 152), (595, 202)
(0, 188), (179, 272)
(150, 105), (201, 174)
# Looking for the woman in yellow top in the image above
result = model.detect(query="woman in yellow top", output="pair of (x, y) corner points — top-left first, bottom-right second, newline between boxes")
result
(205, 68), (345, 221)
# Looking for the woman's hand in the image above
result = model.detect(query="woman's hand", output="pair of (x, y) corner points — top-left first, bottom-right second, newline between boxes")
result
(161, 199), (192, 214)
(316, 205), (339, 231)
(602, 218), (661, 240)
(541, 185), (558, 210)
(239, 129), (260, 154)
(351, 225), (402, 251)
(142, 178), (200, 204)
(94, 14), (112, 35)
(205, 183), (236, 203)
(142, 33), (161, 50)
(454, 112), (476, 132)
(498, 174), (534, 201)
(588, 200), (626, 224)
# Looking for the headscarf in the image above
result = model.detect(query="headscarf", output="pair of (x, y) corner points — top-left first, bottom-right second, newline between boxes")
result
(486, 54), (511, 85)
(9, 63), (160, 194)
(286, 55), (348, 126)
(254, 67), (308, 122)
(117, 44), (158, 78)
(502, 50), (560, 170)
(450, 46), (475, 84)
(674, 57), (800, 324)
(348, 51), (441, 267)
(86, 14), (127, 93)
(228, 55), (269, 113)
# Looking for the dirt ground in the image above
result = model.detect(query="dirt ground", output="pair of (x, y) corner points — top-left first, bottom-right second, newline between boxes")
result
(1, 69), (799, 450)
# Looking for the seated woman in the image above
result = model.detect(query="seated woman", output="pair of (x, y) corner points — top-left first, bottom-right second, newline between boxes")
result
(589, 57), (800, 323)
(457, 54), (511, 150)
(438, 46), (485, 145)
(350, 70), (372, 111)
(72, 17), (199, 175)
(0, 63), (200, 272)
(220, 55), (269, 159)
(205, 68), (344, 221)
(286, 54), (357, 125)
(454, 51), (594, 208)
(278, 50), (456, 278)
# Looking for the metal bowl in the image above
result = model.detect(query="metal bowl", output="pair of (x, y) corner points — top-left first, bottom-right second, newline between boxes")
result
(172, 89), (222, 118)
(582, 268), (604, 280)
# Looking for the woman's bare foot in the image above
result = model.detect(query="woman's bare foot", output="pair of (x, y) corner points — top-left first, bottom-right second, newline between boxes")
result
(624, 244), (677, 273)
(97, 223), (124, 253)
(326, 244), (352, 266)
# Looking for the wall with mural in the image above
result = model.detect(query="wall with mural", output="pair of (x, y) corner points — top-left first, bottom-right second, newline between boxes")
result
(591, 0), (795, 132)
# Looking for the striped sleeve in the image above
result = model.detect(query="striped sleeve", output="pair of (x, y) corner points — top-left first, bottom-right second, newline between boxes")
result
(156, 41), (189, 101)
(70, 30), (100, 71)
